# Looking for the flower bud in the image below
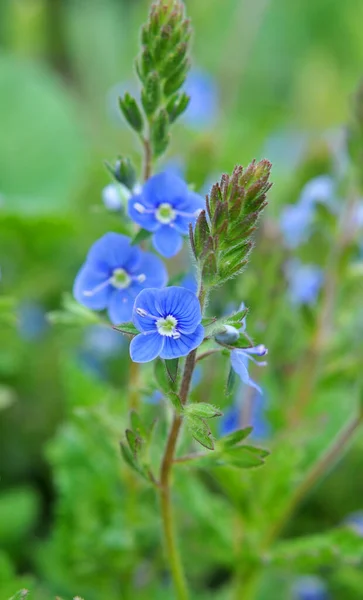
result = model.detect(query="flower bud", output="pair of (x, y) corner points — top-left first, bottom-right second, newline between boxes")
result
(215, 325), (240, 345)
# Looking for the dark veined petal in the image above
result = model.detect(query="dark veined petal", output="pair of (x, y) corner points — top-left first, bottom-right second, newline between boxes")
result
(160, 324), (204, 359)
(73, 264), (111, 310)
(130, 332), (164, 363)
(157, 287), (202, 333)
(128, 195), (160, 232)
(86, 232), (142, 271)
(143, 171), (189, 207)
(132, 251), (168, 288)
(231, 350), (263, 395)
(107, 289), (134, 325)
(152, 226), (183, 258)
(132, 288), (163, 332)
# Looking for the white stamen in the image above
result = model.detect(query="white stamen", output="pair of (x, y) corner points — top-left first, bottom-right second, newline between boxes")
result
(83, 277), (112, 297)
(134, 202), (146, 214)
(136, 274), (146, 283)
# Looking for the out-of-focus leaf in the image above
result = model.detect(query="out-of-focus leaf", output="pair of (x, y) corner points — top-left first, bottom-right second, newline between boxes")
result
(0, 55), (87, 214)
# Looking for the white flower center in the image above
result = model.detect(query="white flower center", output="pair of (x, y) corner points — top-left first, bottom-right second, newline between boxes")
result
(156, 315), (180, 337)
(111, 268), (131, 289)
(156, 203), (176, 224)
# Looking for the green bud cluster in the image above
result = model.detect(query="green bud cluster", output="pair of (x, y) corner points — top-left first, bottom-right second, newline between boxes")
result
(119, 1), (191, 159)
(105, 157), (137, 191)
(190, 159), (272, 287)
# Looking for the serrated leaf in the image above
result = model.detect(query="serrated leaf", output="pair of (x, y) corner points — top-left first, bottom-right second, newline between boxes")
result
(165, 358), (179, 383)
(186, 415), (214, 450)
(131, 228), (153, 246)
(220, 426), (253, 448)
(129, 410), (148, 439)
(186, 402), (222, 419)
(112, 322), (139, 336)
(120, 442), (146, 479)
(125, 429), (142, 456)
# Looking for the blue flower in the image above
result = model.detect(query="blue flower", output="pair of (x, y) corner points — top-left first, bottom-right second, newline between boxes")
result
(181, 272), (198, 294)
(130, 286), (204, 363)
(128, 172), (205, 258)
(344, 511), (363, 536)
(280, 203), (313, 249)
(183, 69), (218, 129)
(280, 175), (335, 248)
(17, 301), (48, 341)
(219, 391), (270, 439)
(293, 576), (329, 600)
(286, 260), (324, 306)
(231, 345), (268, 395)
(73, 233), (168, 325)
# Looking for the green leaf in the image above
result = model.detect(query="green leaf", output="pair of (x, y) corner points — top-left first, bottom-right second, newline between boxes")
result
(120, 442), (146, 479)
(165, 358), (179, 384)
(154, 359), (171, 393)
(268, 527), (363, 570)
(185, 403), (222, 419)
(125, 429), (142, 456)
(151, 108), (170, 157)
(222, 445), (267, 469)
(131, 228), (152, 246)
(8, 591), (29, 600)
(186, 415), (214, 450)
(219, 426), (253, 448)
(0, 56), (87, 215)
(141, 71), (161, 116)
(112, 322), (139, 336)
(168, 391), (183, 413)
(119, 93), (144, 133)
(226, 366), (237, 397)
(166, 92), (190, 123)
(129, 411), (148, 439)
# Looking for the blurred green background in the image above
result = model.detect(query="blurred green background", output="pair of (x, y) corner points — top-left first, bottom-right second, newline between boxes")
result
(1, 0), (363, 599)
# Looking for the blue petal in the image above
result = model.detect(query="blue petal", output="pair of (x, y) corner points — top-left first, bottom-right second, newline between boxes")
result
(173, 191), (205, 234)
(107, 289), (134, 324)
(143, 171), (189, 207)
(181, 273), (198, 294)
(87, 232), (141, 271)
(132, 251), (168, 288)
(157, 286), (202, 333)
(160, 324), (204, 359)
(231, 351), (263, 394)
(130, 332), (164, 363)
(152, 227), (183, 258)
(73, 264), (111, 310)
(133, 288), (163, 332)
(128, 194), (160, 232)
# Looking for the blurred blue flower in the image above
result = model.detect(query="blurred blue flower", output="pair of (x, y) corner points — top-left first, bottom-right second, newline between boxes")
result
(219, 389), (270, 439)
(231, 345), (268, 395)
(73, 233), (168, 325)
(299, 175), (335, 209)
(128, 172), (205, 258)
(181, 272), (198, 294)
(183, 69), (218, 129)
(280, 203), (313, 249)
(17, 301), (48, 341)
(286, 260), (324, 306)
(293, 576), (329, 600)
(83, 324), (125, 359)
(344, 511), (363, 536)
(130, 287), (204, 362)
(280, 175), (335, 249)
